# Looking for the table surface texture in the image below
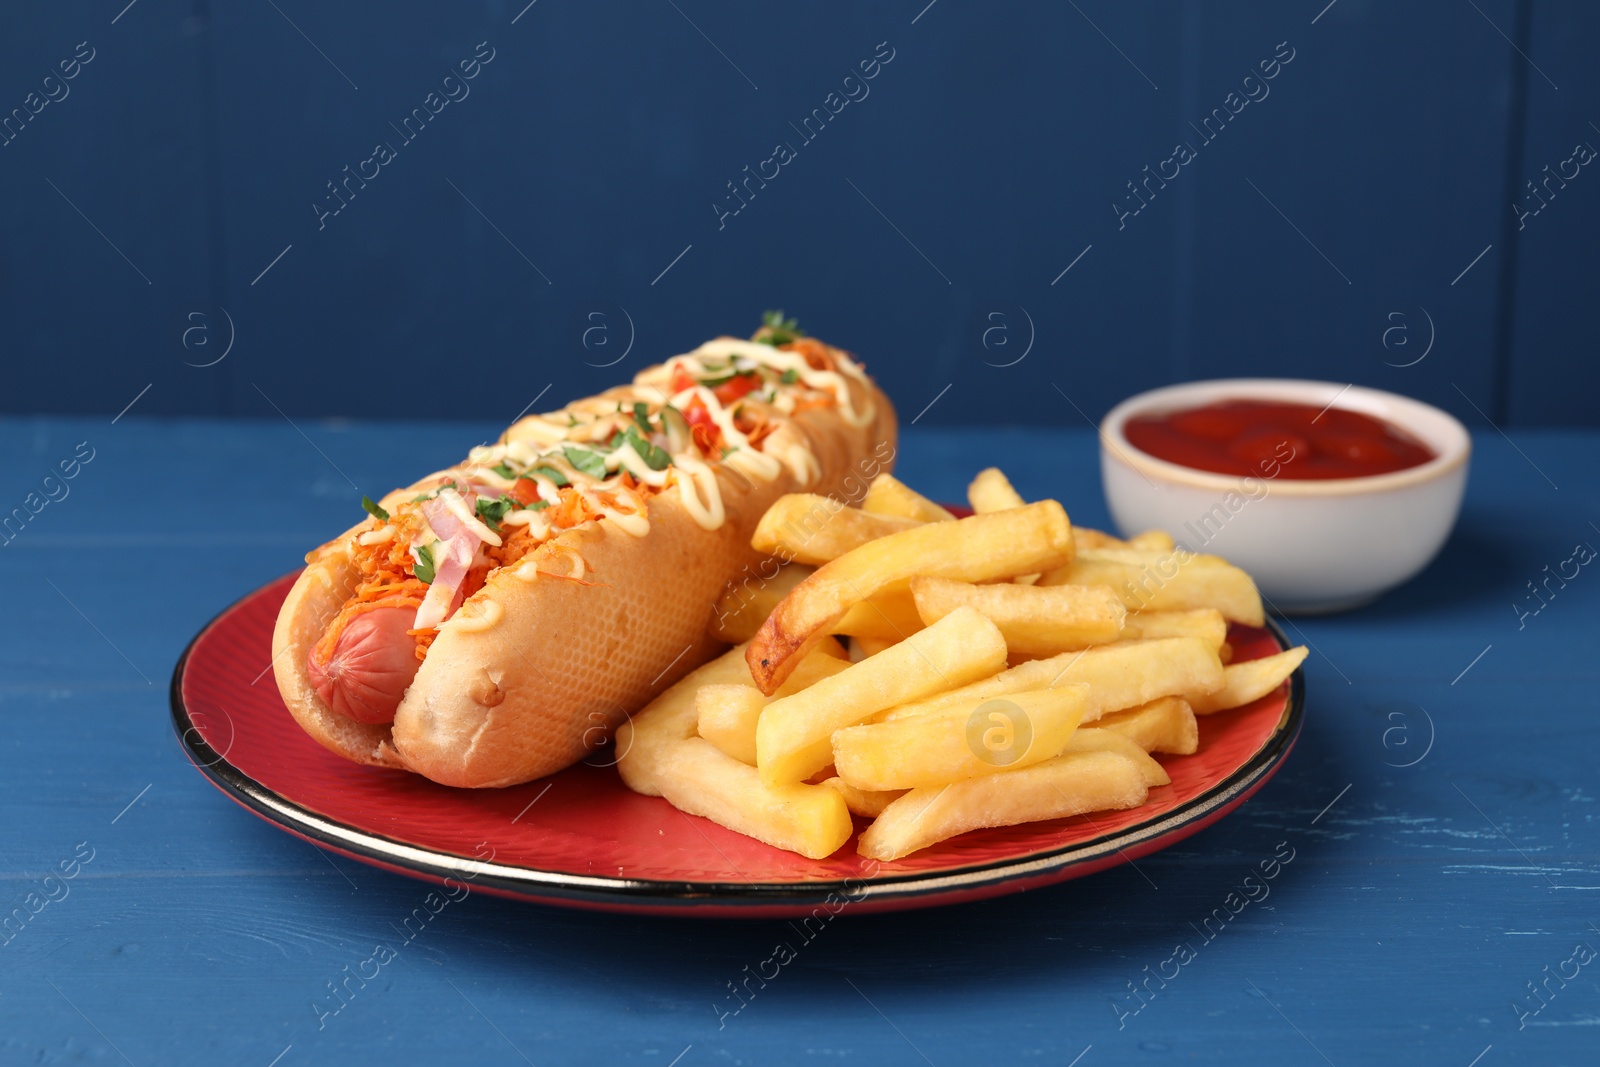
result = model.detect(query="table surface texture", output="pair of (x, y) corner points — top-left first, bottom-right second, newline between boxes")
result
(0, 418), (1595, 1066)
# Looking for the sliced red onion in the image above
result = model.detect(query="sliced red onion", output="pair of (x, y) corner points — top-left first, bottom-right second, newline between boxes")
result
(414, 497), (481, 630)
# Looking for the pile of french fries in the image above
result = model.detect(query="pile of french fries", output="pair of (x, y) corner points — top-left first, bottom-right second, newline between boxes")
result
(616, 469), (1307, 862)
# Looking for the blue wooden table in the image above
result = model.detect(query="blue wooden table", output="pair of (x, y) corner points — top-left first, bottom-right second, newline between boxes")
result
(2, 417), (1595, 1066)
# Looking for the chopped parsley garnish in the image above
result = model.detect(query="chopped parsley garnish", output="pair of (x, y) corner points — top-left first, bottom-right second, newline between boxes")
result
(414, 542), (437, 584)
(780, 367), (799, 385)
(759, 310), (802, 346)
(410, 479), (457, 503)
(528, 464), (569, 487)
(620, 426), (672, 470)
(563, 445), (608, 479)
(360, 495), (389, 522)
(475, 495), (518, 531)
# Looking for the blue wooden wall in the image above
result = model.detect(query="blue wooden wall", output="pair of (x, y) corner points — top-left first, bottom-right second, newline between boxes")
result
(0, 0), (1592, 426)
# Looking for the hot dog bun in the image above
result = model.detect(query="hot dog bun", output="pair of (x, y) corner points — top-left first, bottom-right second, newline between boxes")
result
(273, 332), (896, 787)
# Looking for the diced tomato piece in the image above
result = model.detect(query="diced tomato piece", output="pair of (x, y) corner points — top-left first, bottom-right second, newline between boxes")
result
(671, 366), (697, 394)
(509, 478), (542, 506)
(682, 398), (723, 454)
(713, 373), (762, 405)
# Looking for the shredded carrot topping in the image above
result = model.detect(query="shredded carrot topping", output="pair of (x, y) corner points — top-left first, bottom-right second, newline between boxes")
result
(314, 335), (845, 669)
(313, 514), (433, 665)
(780, 337), (837, 373)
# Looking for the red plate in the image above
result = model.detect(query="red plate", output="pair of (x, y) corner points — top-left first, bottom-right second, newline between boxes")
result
(172, 574), (1303, 918)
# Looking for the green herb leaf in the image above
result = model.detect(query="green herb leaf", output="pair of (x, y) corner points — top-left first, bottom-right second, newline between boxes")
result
(523, 499), (551, 512)
(410, 479), (457, 503)
(528, 465), (569, 487)
(563, 445), (608, 479)
(361, 495), (389, 522)
(476, 495), (516, 531)
(633, 402), (653, 434)
(490, 461), (518, 480)
(621, 427), (672, 471)
(759, 309), (802, 346)
(780, 367), (799, 385)
(414, 542), (437, 584)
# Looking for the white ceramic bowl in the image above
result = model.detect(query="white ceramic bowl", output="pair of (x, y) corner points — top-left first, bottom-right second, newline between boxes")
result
(1099, 379), (1471, 614)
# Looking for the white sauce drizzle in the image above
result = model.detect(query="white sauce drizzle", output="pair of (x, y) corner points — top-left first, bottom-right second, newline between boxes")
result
(383, 335), (871, 587)
(442, 597), (504, 633)
(440, 487), (503, 547)
(673, 455), (726, 531)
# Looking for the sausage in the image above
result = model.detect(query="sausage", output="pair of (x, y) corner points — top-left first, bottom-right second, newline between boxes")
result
(307, 607), (423, 724)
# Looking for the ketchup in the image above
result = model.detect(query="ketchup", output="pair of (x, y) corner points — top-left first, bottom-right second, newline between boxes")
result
(1123, 399), (1436, 479)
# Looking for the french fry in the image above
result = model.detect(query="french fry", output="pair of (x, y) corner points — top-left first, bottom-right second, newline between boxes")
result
(630, 465), (1293, 863)
(696, 649), (851, 765)
(861, 473), (955, 523)
(849, 635), (898, 660)
(856, 748), (1150, 861)
(1062, 729), (1170, 786)
(821, 776), (905, 818)
(748, 502), (1075, 693)
(880, 637), (1224, 725)
(756, 606), (1008, 785)
(832, 684), (1090, 791)
(1128, 530), (1176, 552)
(616, 644), (757, 797)
(965, 469), (1041, 584)
(695, 685), (767, 765)
(1073, 527), (1131, 552)
(751, 495), (921, 566)
(967, 468), (1026, 513)
(654, 738), (854, 859)
(1189, 646), (1307, 714)
(910, 577), (1125, 656)
(1089, 696), (1199, 755)
(831, 589), (925, 640)
(710, 562), (814, 644)
(1119, 608), (1228, 652)
(1040, 547), (1264, 627)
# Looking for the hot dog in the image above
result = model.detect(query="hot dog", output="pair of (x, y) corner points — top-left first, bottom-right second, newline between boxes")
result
(272, 320), (897, 787)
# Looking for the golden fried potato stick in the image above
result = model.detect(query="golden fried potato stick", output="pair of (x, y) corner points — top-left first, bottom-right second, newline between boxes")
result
(751, 495), (921, 567)
(1041, 547), (1264, 626)
(756, 606), (1007, 785)
(654, 738), (854, 859)
(910, 577), (1125, 656)
(710, 562), (814, 644)
(1089, 696), (1199, 755)
(861, 473), (956, 523)
(832, 684), (1090, 791)
(857, 748), (1150, 861)
(880, 636), (1223, 725)
(696, 649), (851, 765)
(1189, 646), (1307, 714)
(748, 502), (1074, 693)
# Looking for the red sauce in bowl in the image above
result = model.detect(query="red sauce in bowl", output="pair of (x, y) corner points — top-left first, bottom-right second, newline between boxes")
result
(1123, 399), (1436, 479)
